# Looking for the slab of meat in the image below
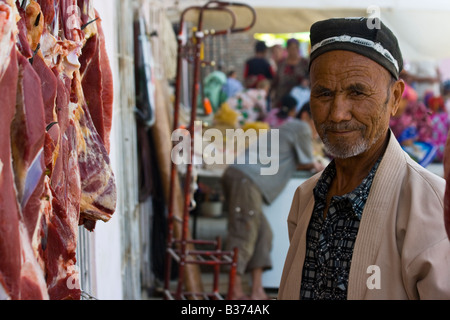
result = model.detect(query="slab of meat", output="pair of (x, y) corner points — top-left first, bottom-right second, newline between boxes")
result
(36, 0), (57, 26)
(79, 9), (113, 154)
(18, 220), (49, 300)
(41, 68), (81, 299)
(76, 2), (116, 229)
(77, 90), (117, 230)
(33, 53), (58, 125)
(38, 0), (116, 296)
(1, 0), (48, 300)
(24, 0), (44, 52)
(0, 4), (21, 299)
(12, 52), (46, 252)
(15, 1), (33, 58)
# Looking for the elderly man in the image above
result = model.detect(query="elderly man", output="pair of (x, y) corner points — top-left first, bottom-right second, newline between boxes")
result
(278, 18), (450, 300)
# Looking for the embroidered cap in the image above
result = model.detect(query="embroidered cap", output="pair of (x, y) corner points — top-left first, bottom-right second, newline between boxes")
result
(309, 17), (403, 79)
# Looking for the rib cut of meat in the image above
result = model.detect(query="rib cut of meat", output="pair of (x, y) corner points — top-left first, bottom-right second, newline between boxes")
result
(70, 66), (116, 231)
(77, 89), (117, 230)
(77, 6), (116, 229)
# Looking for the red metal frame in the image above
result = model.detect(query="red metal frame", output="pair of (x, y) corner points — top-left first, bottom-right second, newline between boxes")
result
(164, 1), (256, 300)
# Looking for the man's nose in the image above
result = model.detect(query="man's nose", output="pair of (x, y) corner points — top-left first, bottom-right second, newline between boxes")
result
(328, 94), (352, 122)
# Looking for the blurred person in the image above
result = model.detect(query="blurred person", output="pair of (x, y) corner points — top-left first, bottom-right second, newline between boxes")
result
(297, 102), (328, 166)
(268, 44), (285, 73)
(278, 17), (450, 300)
(222, 69), (244, 100)
(243, 40), (275, 89)
(271, 38), (309, 109)
(222, 94), (324, 300)
(290, 84), (311, 113)
(424, 91), (449, 162)
(200, 69), (227, 112)
(264, 94), (297, 128)
(406, 59), (441, 101)
(226, 79), (271, 126)
(390, 84), (437, 166)
(390, 83), (433, 145)
(442, 80), (450, 114)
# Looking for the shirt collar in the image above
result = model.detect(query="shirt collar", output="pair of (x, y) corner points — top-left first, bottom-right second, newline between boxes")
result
(313, 156), (383, 220)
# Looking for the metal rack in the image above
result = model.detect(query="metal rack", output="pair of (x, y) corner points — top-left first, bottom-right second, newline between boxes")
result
(163, 1), (256, 300)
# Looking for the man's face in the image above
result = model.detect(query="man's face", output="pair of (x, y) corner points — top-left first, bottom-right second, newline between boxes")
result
(309, 50), (401, 159)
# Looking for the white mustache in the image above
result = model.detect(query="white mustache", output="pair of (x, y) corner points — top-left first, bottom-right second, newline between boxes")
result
(320, 121), (366, 132)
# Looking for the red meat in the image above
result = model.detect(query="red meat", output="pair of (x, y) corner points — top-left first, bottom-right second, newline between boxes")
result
(79, 11), (113, 153)
(32, 54), (58, 125)
(0, 0), (116, 300)
(0, 23), (21, 300)
(36, 0), (57, 26)
(46, 69), (81, 299)
(12, 53), (46, 250)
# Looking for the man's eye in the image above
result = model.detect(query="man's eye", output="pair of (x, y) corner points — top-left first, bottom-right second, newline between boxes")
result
(317, 91), (332, 97)
(350, 90), (365, 96)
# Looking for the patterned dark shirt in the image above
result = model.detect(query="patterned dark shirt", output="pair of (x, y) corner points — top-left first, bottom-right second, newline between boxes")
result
(300, 157), (382, 300)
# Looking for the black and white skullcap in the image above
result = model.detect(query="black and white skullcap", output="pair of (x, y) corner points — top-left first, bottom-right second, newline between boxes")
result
(309, 17), (403, 79)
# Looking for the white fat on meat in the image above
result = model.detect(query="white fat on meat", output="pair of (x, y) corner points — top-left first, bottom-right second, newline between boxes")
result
(19, 221), (49, 299)
(32, 176), (52, 272)
(63, 45), (82, 78)
(0, 2), (17, 80)
(56, 255), (79, 288)
(39, 30), (59, 66)
(80, 0), (97, 39)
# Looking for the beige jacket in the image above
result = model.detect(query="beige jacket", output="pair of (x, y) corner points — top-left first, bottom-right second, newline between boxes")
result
(278, 132), (450, 299)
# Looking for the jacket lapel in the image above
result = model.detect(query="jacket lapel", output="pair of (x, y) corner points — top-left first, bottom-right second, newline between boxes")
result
(347, 131), (406, 299)
(279, 175), (318, 299)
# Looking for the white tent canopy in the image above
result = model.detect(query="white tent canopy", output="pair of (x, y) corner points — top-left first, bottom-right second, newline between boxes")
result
(166, 0), (450, 62)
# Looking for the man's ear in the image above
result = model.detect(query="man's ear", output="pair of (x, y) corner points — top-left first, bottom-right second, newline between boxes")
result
(391, 79), (405, 116)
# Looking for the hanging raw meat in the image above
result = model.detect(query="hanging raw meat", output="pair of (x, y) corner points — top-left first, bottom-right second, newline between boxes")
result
(79, 7), (114, 154)
(0, 0), (116, 300)
(77, 2), (116, 230)
(0, 0), (48, 300)
(0, 2), (23, 300)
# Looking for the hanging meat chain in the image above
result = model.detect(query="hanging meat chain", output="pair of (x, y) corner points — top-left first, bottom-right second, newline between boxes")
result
(0, 0), (116, 300)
